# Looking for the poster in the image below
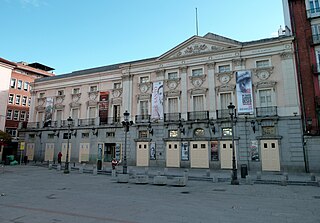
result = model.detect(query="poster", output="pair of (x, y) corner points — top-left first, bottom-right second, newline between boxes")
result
(150, 142), (156, 160)
(44, 97), (53, 126)
(210, 141), (219, 161)
(97, 143), (103, 160)
(236, 71), (254, 114)
(151, 81), (164, 120)
(99, 91), (109, 124)
(181, 142), (189, 161)
(250, 140), (259, 161)
(115, 143), (121, 161)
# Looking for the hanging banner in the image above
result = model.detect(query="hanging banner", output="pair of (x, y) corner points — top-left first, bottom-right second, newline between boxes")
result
(115, 143), (121, 161)
(250, 140), (259, 161)
(45, 97), (54, 123)
(150, 142), (156, 160)
(151, 81), (164, 120)
(236, 71), (254, 114)
(181, 142), (189, 161)
(99, 91), (109, 124)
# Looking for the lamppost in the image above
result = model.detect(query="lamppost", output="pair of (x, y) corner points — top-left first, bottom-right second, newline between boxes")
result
(64, 116), (73, 174)
(122, 111), (133, 174)
(228, 102), (239, 185)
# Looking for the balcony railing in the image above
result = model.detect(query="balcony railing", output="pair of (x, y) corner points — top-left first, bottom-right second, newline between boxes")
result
(187, 111), (209, 121)
(100, 117), (121, 125)
(78, 118), (95, 126)
(307, 8), (320, 19)
(27, 122), (40, 129)
(135, 115), (150, 123)
(256, 106), (277, 117)
(216, 109), (237, 119)
(164, 113), (181, 122)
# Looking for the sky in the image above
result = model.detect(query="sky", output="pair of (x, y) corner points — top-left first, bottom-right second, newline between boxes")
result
(1, 0), (285, 75)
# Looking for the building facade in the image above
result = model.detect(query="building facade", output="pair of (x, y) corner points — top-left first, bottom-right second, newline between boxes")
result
(283, 0), (320, 172)
(0, 58), (54, 161)
(21, 33), (306, 172)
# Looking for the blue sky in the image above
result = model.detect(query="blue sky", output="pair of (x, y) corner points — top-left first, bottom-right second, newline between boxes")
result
(1, 0), (284, 75)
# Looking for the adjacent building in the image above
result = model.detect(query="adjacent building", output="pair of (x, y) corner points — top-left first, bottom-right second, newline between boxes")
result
(283, 0), (320, 172)
(0, 58), (54, 161)
(20, 33), (306, 172)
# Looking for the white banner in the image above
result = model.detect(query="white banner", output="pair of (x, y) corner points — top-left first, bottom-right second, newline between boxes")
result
(151, 81), (164, 120)
(236, 71), (254, 114)
(45, 97), (54, 122)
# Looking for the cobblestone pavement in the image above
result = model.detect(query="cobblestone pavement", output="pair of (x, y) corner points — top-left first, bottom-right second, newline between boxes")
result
(0, 165), (319, 223)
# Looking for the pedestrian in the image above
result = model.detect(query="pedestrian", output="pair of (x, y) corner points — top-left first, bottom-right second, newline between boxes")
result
(58, 152), (62, 164)
(111, 158), (118, 170)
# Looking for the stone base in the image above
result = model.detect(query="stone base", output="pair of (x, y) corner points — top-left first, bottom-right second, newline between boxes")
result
(135, 175), (149, 184)
(172, 177), (187, 187)
(117, 174), (129, 183)
(153, 176), (167, 185)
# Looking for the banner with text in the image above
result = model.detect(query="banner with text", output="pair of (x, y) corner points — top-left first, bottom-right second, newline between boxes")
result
(236, 71), (254, 114)
(151, 81), (164, 120)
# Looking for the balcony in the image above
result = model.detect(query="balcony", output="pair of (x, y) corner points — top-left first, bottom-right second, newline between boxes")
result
(256, 106), (277, 117)
(78, 118), (95, 126)
(216, 109), (237, 119)
(135, 115), (150, 123)
(307, 8), (320, 19)
(164, 113), (181, 122)
(187, 111), (209, 121)
(27, 122), (40, 129)
(100, 117), (121, 125)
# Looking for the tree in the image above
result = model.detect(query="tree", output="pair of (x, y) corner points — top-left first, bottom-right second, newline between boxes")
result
(0, 131), (12, 145)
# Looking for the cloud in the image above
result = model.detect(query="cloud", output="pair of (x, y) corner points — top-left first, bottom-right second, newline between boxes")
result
(20, 0), (41, 7)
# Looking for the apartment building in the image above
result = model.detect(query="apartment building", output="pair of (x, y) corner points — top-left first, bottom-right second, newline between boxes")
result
(0, 58), (54, 161)
(283, 0), (320, 172)
(21, 33), (306, 172)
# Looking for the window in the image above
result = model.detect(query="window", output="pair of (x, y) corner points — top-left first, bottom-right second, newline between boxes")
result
(48, 134), (54, 139)
(15, 95), (21, 105)
(140, 76), (149, 83)
(73, 88), (80, 94)
(13, 110), (19, 121)
(28, 97), (31, 107)
(259, 89), (272, 107)
(71, 108), (79, 119)
(20, 111), (26, 121)
(37, 112), (44, 122)
(82, 133), (90, 138)
(88, 107), (96, 119)
(6, 110), (12, 120)
(90, 85), (98, 92)
(218, 65), (230, 73)
(39, 92), (45, 98)
(113, 105), (120, 123)
(256, 60), (270, 68)
(22, 96), (27, 106)
(140, 100), (149, 116)
(310, 0), (320, 13)
(192, 68), (203, 77)
(312, 24), (320, 43)
(113, 83), (121, 89)
(10, 79), (16, 88)
(168, 72), (178, 80)
(23, 82), (29, 91)
(169, 130), (178, 138)
(220, 93), (232, 110)
(56, 110), (63, 121)
(168, 98), (178, 113)
(17, 80), (22, 90)
(106, 132), (115, 137)
(8, 94), (14, 104)
(222, 128), (232, 136)
(57, 90), (64, 96)
(6, 129), (17, 137)
(193, 95), (204, 111)
(26, 112), (29, 121)
(139, 130), (148, 138)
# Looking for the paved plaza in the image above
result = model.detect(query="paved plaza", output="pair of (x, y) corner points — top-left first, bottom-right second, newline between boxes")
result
(0, 165), (319, 223)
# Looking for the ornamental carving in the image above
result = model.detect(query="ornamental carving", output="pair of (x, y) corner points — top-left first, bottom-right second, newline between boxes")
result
(252, 66), (274, 80)
(232, 58), (246, 67)
(139, 83), (151, 93)
(280, 52), (293, 60)
(88, 91), (98, 101)
(189, 74), (206, 88)
(111, 98), (122, 105)
(216, 72), (233, 84)
(72, 93), (81, 102)
(54, 104), (65, 110)
(55, 95), (65, 104)
(215, 84), (236, 94)
(37, 97), (46, 106)
(69, 102), (81, 108)
(164, 90), (181, 98)
(254, 81), (277, 91)
(35, 105), (45, 111)
(188, 88), (208, 96)
(165, 78), (180, 90)
(112, 89), (122, 98)
(170, 43), (224, 58)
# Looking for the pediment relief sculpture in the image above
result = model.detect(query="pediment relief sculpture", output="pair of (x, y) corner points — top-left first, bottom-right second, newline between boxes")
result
(112, 89), (122, 98)
(170, 42), (225, 58)
(252, 66), (274, 81)
(72, 93), (81, 102)
(216, 72), (233, 84)
(111, 98), (122, 105)
(88, 91), (98, 101)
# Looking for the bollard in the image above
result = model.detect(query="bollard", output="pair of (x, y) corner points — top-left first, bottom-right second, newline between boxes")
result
(79, 166), (83, 174)
(206, 170), (210, 178)
(48, 164), (52, 170)
(280, 175), (287, 186)
(256, 171), (262, 180)
(164, 168), (168, 176)
(57, 165), (61, 171)
(246, 175), (253, 185)
(111, 169), (117, 179)
(93, 168), (97, 175)
(310, 173), (316, 181)
(183, 169), (189, 180)
(157, 171), (161, 176)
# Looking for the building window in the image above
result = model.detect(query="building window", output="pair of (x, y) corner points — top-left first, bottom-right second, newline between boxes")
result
(6, 110), (12, 120)
(140, 100), (149, 116)
(192, 68), (203, 77)
(26, 112), (29, 121)
(139, 130), (148, 138)
(71, 108), (79, 119)
(113, 83), (121, 89)
(10, 78), (16, 88)
(57, 90), (64, 96)
(106, 132), (115, 137)
(13, 110), (19, 121)
(23, 82), (29, 91)
(259, 89), (272, 107)
(218, 65), (231, 73)
(6, 129), (17, 138)
(256, 60), (270, 68)
(22, 96), (27, 106)
(15, 95), (21, 105)
(17, 80), (22, 90)
(168, 98), (178, 113)
(82, 133), (90, 138)
(8, 94), (14, 104)
(193, 95), (204, 111)
(20, 111), (26, 121)
(140, 76), (149, 83)
(39, 92), (45, 98)
(220, 92), (232, 110)
(28, 97), (31, 107)
(222, 127), (232, 136)
(168, 72), (178, 80)
(73, 88), (80, 94)
(88, 106), (96, 119)
(90, 85), (98, 92)
(169, 130), (178, 138)
(309, 0), (320, 13)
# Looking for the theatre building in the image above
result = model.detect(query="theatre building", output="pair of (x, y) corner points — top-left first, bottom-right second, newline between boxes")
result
(20, 32), (306, 172)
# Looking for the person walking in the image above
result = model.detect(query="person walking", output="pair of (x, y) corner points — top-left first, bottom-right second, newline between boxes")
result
(58, 152), (62, 164)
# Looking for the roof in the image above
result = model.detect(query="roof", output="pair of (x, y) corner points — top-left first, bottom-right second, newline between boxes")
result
(28, 62), (55, 71)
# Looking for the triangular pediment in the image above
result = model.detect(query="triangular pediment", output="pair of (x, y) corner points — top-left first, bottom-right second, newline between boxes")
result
(158, 33), (242, 60)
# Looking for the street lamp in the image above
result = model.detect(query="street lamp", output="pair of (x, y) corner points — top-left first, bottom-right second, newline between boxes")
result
(64, 116), (73, 174)
(228, 102), (239, 185)
(122, 111), (133, 174)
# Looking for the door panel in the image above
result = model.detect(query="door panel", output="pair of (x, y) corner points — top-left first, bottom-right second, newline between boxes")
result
(136, 142), (149, 166)
(261, 140), (280, 171)
(220, 141), (237, 169)
(190, 141), (209, 168)
(45, 143), (54, 162)
(166, 142), (180, 167)
(61, 143), (71, 162)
